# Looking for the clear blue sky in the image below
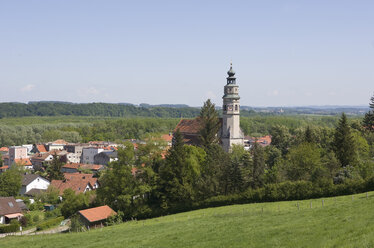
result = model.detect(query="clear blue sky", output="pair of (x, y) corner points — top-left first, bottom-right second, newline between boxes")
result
(0, 0), (373, 107)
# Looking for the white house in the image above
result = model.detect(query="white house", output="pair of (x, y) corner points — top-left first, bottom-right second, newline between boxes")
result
(20, 174), (50, 196)
(82, 147), (104, 164)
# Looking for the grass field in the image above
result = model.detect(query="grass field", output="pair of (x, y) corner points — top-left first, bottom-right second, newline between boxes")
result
(1, 192), (374, 248)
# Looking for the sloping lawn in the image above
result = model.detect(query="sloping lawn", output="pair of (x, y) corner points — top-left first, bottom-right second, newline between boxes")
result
(1, 192), (374, 248)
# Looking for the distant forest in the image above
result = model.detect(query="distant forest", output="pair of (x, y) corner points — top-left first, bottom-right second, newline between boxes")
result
(0, 102), (202, 118)
(0, 102), (367, 119)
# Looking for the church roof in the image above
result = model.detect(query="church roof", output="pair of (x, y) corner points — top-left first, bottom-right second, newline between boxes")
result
(174, 118), (203, 134)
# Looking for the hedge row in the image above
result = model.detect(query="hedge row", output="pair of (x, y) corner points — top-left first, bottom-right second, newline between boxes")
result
(195, 177), (374, 209)
(0, 222), (20, 233)
(36, 216), (64, 231)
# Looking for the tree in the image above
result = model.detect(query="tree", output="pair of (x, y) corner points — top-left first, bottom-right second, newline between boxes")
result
(269, 125), (292, 155)
(60, 189), (94, 218)
(36, 186), (60, 205)
(363, 93), (374, 132)
(196, 143), (230, 199)
(284, 143), (323, 181)
(250, 142), (266, 188)
(304, 126), (314, 143)
(198, 99), (221, 148)
(333, 113), (358, 167)
(0, 167), (22, 196)
(46, 154), (65, 181)
(227, 145), (247, 194)
(97, 142), (153, 219)
(158, 130), (206, 209)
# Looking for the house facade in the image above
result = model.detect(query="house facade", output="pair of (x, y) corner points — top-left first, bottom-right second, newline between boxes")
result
(20, 174), (50, 195)
(8, 146), (28, 168)
(94, 151), (118, 166)
(82, 147), (104, 164)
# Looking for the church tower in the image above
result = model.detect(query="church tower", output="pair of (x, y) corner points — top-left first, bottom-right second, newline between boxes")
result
(221, 63), (244, 152)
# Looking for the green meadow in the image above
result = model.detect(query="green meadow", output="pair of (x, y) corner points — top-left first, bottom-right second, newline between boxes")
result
(1, 191), (374, 248)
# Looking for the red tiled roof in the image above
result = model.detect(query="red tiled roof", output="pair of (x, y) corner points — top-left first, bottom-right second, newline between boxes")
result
(161, 134), (173, 142)
(14, 158), (32, 166)
(174, 118), (202, 134)
(0, 147), (9, 152)
(63, 163), (103, 171)
(51, 177), (93, 195)
(80, 164), (103, 171)
(52, 139), (68, 145)
(0, 166), (9, 170)
(36, 144), (47, 153)
(64, 173), (98, 188)
(62, 163), (80, 169)
(78, 205), (116, 223)
(31, 152), (53, 161)
(245, 135), (272, 147)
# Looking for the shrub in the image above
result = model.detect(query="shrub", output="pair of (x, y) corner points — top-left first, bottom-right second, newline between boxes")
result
(19, 216), (28, 227)
(32, 214), (40, 223)
(70, 215), (85, 232)
(0, 220), (20, 233)
(36, 216), (64, 231)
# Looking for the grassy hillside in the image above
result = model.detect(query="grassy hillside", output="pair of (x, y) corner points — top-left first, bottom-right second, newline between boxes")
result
(1, 192), (374, 248)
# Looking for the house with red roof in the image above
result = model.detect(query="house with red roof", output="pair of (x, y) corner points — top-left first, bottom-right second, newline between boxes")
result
(244, 135), (272, 150)
(30, 152), (54, 171)
(50, 173), (99, 196)
(0, 147), (9, 154)
(31, 144), (48, 154)
(78, 205), (116, 228)
(174, 118), (203, 146)
(13, 158), (33, 170)
(0, 165), (9, 174)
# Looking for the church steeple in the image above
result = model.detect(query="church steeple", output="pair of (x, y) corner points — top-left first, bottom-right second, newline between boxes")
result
(221, 62), (244, 152)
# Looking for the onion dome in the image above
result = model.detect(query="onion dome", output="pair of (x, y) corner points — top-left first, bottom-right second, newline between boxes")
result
(227, 62), (235, 77)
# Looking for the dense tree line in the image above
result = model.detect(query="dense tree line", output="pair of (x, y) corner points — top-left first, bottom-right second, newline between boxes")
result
(1, 95), (374, 224)
(95, 98), (374, 220)
(0, 102), (202, 118)
(0, 114), (356, 147)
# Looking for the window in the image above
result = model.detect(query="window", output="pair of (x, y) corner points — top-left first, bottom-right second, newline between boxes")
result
(235, 105), (238, 111)
(223, 105), (227, 111)
(8, 202), (14, 207)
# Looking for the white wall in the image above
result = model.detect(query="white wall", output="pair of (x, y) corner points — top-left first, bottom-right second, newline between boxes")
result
(20, 176), (50, 195)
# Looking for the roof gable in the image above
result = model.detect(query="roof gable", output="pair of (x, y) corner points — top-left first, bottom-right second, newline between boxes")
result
(174, 118), (203, 134)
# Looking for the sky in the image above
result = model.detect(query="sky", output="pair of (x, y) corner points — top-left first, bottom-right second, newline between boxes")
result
(0, 0), (373, 107)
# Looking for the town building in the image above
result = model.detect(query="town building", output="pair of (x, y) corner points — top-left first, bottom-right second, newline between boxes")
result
(20, 174), (50, 196)
(0, 197), (23, 224)
(45, 139), (68, 151)
(82, 147), (104, 164)
(94, 150), (118, 166)
(8, 146), (29, 168)
(51, 173), (99, 196)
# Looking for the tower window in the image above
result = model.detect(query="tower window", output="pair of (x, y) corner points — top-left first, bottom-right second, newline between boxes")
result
(223, 105), (227, 111)
(235, 105), (238, 111)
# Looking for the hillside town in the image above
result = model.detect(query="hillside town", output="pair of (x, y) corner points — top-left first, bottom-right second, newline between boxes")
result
(0, 133), (272, 233)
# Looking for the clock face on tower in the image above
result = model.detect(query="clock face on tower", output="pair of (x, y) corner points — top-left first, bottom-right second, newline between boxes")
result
(227, 105), (233, 111)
